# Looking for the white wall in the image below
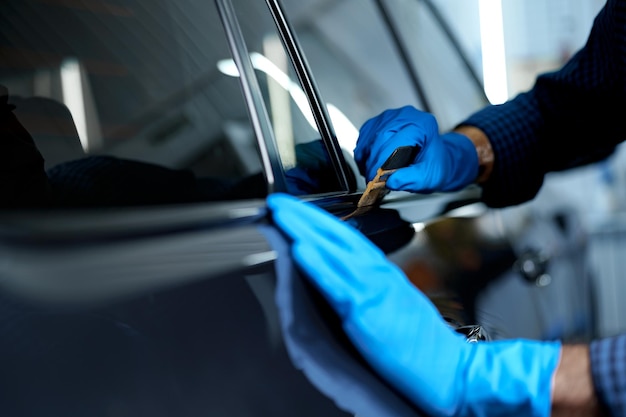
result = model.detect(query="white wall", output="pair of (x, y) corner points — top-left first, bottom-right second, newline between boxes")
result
(501, 0), (605, 95)
(433, 0), (605, 97)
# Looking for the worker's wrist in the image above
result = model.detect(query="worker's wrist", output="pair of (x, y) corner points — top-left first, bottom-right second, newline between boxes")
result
(453, 125), (494, 184)
(551, 344), (604, 417)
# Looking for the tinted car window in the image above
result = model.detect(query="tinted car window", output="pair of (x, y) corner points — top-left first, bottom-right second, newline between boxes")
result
(229, 0), (348, 196)
(2, 0), (328, 208)
(2, 0), (357, 208)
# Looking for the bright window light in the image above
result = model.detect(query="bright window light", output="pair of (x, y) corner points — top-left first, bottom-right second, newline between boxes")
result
(218, 53), (315, 127)
(479, 0), (508, 104)
(327, 103), (358, 155)
(263, 37), (295, 167)
(217, 53), (359, 156)
(60, 58), (90, 151)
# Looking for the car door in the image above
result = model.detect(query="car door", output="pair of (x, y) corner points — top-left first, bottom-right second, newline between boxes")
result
(0, 1), (356, 416)
(0, 0), (460, 415)
(0, 0), (501, 415)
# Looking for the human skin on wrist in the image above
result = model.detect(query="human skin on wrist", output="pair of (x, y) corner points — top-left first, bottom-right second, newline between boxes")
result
(551, 344), (605, 416)
(453, 125), (494, 184)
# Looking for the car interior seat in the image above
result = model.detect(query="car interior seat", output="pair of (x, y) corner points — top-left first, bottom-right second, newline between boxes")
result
(10, 96), (85, 171)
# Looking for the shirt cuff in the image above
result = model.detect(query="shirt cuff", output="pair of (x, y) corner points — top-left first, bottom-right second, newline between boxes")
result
(590, 335), (626, 416)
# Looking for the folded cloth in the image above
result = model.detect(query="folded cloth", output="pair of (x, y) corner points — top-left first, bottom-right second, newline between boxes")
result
(260, 225), (427, 417)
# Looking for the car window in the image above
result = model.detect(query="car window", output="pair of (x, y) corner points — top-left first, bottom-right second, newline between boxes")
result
(280, 0), (488, 154)
(0, 0), (350, 210)
(0, 0), (269, 207)
(280, 0), (423, 170)
(380, 0), (488, 130)
(229, 0), (348, 196)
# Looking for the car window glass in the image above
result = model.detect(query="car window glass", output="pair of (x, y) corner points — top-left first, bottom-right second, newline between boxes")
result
(231, 1), (346, 196)
(281, 0), (489, 185)
(0, 0), (269, 209)
(280, 0), (424, 165)
(381, 0), (488, 130)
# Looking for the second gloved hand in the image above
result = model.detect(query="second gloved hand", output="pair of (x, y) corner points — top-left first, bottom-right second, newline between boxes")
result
(354, 106), (479, 193)
(268, 193), (561, 417)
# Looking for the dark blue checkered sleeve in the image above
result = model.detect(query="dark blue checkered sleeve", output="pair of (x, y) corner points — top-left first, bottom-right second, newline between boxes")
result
(590, 335), (626, 416)
(460, 0), (626, 208)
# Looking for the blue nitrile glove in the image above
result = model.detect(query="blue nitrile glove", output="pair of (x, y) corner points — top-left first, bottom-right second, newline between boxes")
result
(267, 193), (562, 417)
(354, 106), (479, 193)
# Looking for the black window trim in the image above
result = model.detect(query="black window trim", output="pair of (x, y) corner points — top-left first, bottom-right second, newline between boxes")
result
(375, 0), (488, 109)
(264, 0), (355, 193)
(217, 0), (355, 196)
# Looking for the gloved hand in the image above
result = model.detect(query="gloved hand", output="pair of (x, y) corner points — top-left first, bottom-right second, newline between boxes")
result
(354, 105), (479, 193)
(267, 193), (561, 417)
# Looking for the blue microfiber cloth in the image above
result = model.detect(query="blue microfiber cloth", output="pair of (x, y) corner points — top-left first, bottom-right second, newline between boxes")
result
(260, 225), (426, 417)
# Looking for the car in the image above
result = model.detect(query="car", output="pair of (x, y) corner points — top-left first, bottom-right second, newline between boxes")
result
(0, 0), (596, 415)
